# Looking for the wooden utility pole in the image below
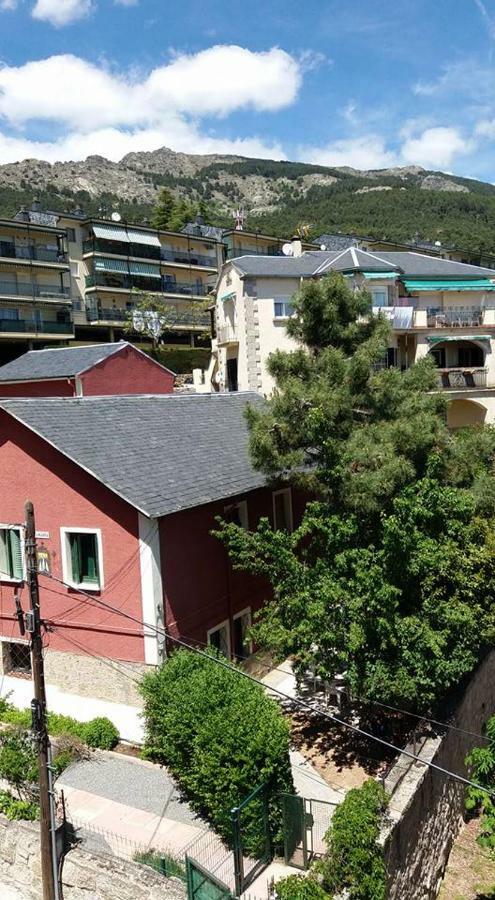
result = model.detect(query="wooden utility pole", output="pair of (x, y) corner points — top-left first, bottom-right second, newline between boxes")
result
(25, 501), (57, 900)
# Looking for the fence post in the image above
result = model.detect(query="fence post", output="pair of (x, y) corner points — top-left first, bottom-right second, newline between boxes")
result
(231, 806), (243, 897)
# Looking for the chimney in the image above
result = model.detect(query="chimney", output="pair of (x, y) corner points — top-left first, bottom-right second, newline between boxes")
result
(31, 199), (41, 213)
(291, 235), (303, 258)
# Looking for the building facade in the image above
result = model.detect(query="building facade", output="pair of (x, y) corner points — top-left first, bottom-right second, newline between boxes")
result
(209, 243), (495, 427)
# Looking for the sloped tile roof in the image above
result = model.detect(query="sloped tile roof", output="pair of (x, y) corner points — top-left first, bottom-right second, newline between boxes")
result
(0, 343), (128, 382)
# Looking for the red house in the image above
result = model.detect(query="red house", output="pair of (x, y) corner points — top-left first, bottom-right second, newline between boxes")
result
(0, 341), (175, 397)
(0, 393), (301, 740)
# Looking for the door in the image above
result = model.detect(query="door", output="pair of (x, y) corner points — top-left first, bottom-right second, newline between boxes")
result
(226, 357), (238, 392)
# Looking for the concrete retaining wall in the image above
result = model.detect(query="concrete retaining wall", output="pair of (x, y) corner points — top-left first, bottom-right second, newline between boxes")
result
(384, 649), (495, 899)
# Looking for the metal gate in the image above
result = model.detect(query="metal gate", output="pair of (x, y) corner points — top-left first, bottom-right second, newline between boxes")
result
(231, 783), (272, 895)
(281, 794), (335, 870)
(186, 857), (234, 900)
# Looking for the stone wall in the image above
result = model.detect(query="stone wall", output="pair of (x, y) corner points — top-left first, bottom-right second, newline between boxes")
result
(0, 816), (186, 900)
(384, 649), (495, 899)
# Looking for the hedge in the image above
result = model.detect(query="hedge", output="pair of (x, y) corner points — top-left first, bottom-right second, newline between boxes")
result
(275, 875), (329, 900)
(0, 700), (119, 751)
(140, 649), (293, 854)
(142, 345), (211, 375)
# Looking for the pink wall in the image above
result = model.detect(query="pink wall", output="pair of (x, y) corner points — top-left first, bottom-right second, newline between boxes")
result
(0, 412), (145, 663)
(81, 345), (174, 396)
(0, 379), (75, 398)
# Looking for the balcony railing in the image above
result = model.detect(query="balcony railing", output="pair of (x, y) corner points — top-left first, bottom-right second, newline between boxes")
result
(161, 249), (217, 267)
(216, 324), (238, 344)
(85, 274), (208, 296)
(436, 367), (488, 389)
(83, 238), (161, 261)
(0, 244), (67, 264)
(0, 281), (70, 300)
(225, 246), (282, 259)
(86, 305), (209, 328)
(0, 319), (73, 334)
(427, 309), (483, 328)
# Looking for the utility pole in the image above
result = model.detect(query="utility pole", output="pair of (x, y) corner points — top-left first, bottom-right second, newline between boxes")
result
(24, 501), (57, 900)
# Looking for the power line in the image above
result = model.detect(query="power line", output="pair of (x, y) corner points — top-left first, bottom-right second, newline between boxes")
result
(38, 570), (495, 800)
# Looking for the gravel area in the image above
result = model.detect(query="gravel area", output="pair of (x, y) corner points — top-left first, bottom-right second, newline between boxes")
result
(58, 754), (201, 825)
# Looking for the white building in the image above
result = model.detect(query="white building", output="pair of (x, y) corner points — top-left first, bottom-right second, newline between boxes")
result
(204, 242), (495, 428)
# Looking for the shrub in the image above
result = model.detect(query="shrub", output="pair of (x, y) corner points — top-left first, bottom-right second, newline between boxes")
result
(275, 874), (329, 900)
(0, 729), (38, 799)
(2, 707), (32, 729)
(465, 715), (495, 848)
(140, 649), (293, 854)
(81, 717), (119, 750)
(0, 790), (38, 821)
(316, 780), (388, 900)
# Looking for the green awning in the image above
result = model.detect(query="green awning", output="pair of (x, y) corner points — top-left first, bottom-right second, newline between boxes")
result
(363, 271), (398, 280)
(427, 334), (491, 344)
(94, 257), (129, 274)
(129, 261), (161, 278)
(220, 291), (236, 301)
(403, 279), (495, 292)
(92, 224), (129, 243)
(127, 228), (161, 248)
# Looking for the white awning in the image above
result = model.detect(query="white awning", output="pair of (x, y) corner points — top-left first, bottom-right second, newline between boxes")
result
(92, 224), (130, 242)
(127, 228), (161, 248)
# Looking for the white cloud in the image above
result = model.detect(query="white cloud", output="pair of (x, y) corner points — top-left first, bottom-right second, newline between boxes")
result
(0, 0), (17, 10)
(400, 126), (474, 169)
(302, 134), (398, 170)
(114, 0), (138, 5)
(32, 0), (95, 27)
(473, 0), (495, 40)
(0, 47), (300, 131)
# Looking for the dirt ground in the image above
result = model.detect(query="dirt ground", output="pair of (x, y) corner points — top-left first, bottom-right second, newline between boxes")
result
(439, 818), (495, 900)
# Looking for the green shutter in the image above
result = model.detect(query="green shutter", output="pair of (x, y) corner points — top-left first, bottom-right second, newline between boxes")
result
(70, 534), (81, 584)
(8, 530), (23, 580)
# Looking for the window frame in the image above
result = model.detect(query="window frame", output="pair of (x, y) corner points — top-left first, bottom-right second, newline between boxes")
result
(273, 298), (295, 319)
(1, 638), (32, 678)
(224, 500), (249, 531)
(60, 527), (104, 591)
(272, 488), (294, 533)
(207, 619), (231, 658)
(0, 524), (26, 583)
(233, 607), (252, 659)
(370, 287), (389, 308)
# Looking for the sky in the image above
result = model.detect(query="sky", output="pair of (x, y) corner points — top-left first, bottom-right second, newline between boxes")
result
(1, 0), (495, 179)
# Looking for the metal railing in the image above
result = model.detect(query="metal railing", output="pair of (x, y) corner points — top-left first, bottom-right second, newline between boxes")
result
(436, 367), (488, 388)
(0, 318), (73, 334)
(216, 324), (238, 344)
(86, 306), (209, 328)
(225, 246), (282, 259)
(161, 249), (217, 267)
(83, 238), (161, 261)
(0, 280), (70, 299)
(0, 244), (67, 264)
(85, 275), (208, 296)
(427, 309), (483, 327)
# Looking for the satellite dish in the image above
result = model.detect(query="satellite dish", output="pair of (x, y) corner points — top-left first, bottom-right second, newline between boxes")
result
(320, 244), (327, 251)
(111, 211), (122, 222)
(434, 240), (442, 247)
(282, 242), (294, 257)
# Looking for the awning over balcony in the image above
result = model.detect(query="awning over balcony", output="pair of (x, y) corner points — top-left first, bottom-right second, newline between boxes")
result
(220, 291), (236, 301)
(363, 271), (398, 280)
(126, 228), (161, 248)
(94, 257), (129, 274)
(427, 334), (491, 344)
(92, 224), (130, 242)
(129, 261), (161, 278)
(403, 279), (495, 291)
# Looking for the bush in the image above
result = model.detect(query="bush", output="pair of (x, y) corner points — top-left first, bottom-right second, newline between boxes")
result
(144, 345), (211, 375)
(134, 849), (186, 880)
(316, 780), (388, 900)
(140, 649), (293, 854)
(0, 790), (38, 821)
(2, 707), (32, 729)
(275, 874), (329, 900)
(82, 717), (119, 750)
(0, 729), (38, 799)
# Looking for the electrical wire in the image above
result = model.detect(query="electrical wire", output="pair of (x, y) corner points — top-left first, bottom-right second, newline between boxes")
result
(38, 570), (495, 799)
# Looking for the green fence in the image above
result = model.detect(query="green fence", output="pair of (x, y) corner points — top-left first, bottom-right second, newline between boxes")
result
(231, 783), (272, 896)
(186, 857), (234, 900)
(281, 793), (336, 870)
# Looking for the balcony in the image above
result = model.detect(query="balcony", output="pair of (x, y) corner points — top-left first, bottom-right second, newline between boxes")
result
(0, 243), (67, 264)
(0, 318), (73, 335)
(426, 309), (483, 328)
(86, 305), (209, 329)
(216, 324), (238, 345)
(436, 367), (488, 389)
(225, 246), (282, 260)
(0, 281), (70, 300)
(83, 238), (161, 261)
(85, 274), (208, 297)
(161, 249), (217, 268)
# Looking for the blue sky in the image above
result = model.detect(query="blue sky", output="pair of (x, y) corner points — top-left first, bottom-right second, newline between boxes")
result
(1, 0), (495, 179)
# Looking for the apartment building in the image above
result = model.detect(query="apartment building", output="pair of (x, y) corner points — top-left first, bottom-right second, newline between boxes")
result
(316, 232), (495, 269)
(222, 228), (319, 261)
(0, 209), (72, 357)
(208, 242), (495, 428)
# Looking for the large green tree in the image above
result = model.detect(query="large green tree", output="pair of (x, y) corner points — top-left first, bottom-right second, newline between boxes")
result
(218, 273), (495, 711)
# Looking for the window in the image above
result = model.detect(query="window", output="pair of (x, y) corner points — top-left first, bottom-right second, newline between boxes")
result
(272, 489), (293, 533)
(458, 345), (484, 367)
(0, 527), (24, 581)
(70, 262), (79, 277)
(233, 608), (252, 661)
(224, 500), (248, 531)
(371, 288), (388, 307)
(207, 620), (230, 658)
(2, 309), (19, 321)
(61, 528), (103, 590)
(2, 641), (31, 677)
(274, 299), (295, 318)
(66, 228), (76, 243)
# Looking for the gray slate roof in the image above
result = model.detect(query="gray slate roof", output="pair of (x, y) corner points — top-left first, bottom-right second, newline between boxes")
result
(231, 248), (495, 279)
(0, 393), (266, 518)
(0, 343), (127, 382)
